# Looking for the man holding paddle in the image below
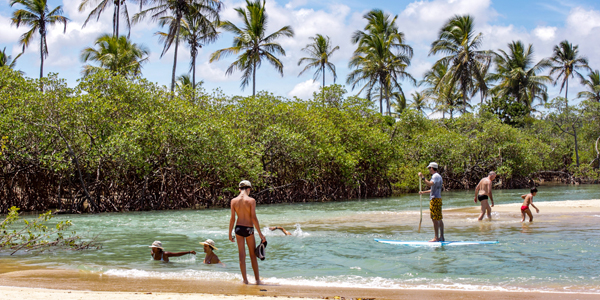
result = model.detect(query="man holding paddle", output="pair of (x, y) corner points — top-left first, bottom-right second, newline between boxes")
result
(418, 162), (445, 242)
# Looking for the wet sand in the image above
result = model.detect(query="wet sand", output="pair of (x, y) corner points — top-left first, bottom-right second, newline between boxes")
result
(1, 267), (599, 300)
(452, 199), (600, 213)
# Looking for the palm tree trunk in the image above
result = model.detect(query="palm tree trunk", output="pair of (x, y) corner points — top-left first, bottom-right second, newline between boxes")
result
(379, 84), (383, 114)
(322, 64), (325, 105)
(116, 1), (120, 37)
(252, 59), (256, 97)
(39, 35), (44, 79)
(573, 123), (580, 167)
(170, 18), (181, 94)
(192, 53), (196, 101)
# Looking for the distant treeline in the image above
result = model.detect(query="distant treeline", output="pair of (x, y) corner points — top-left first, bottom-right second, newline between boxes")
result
(0, 69), (598, 213)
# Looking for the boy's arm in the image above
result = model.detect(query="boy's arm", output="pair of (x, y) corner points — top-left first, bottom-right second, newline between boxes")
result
(521, 194), (527, 199)
(251, 200), (265, 242)
(530, 199), (539, 212)
(229, 201), (236, 242)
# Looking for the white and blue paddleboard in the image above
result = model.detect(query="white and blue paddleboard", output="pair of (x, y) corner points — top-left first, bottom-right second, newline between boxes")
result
(375, 238), (499, 247)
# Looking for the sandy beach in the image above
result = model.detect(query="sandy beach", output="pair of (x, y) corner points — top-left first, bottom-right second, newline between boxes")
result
(2, 199), (599, 300)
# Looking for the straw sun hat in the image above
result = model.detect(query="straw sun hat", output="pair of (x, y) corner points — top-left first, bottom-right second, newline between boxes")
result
(149, 241), (164, 250)
(200, 239), (218, 250)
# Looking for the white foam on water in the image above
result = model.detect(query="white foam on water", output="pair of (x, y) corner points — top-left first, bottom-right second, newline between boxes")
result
(104, 268), (240, 281)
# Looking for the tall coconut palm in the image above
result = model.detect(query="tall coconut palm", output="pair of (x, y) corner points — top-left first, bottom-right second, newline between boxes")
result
(81, 34), (149, 78)
(578, 70), (600, 103)
(10, 0), (68, 79)
(0, 47), (22, 71)
(297, 34), (340, 92)
(489, 41), (551, 113)
(347, 9), (414, 115)
(134, 0), (222, 93)
(408, 91), (429, 116)
(429, 15), (490, 114)
(210, 0), (294, 97)
(420, 61), (459, 118)
(79, 0), (131, 37)
(548, 40), (591, 108)
(157, 3), (219, 91)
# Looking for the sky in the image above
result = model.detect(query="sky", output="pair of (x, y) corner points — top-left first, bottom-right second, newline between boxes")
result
(1, 0), (600, 103)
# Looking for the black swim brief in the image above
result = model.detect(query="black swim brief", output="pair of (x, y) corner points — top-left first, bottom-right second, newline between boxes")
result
(235, 225), (254, 238)
(478, 195), (489, 201)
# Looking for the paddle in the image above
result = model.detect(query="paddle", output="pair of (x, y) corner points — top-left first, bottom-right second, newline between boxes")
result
(418, 175), (422, 232)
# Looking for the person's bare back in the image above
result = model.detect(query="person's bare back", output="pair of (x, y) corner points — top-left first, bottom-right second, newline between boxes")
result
(230, 194), (255, 227)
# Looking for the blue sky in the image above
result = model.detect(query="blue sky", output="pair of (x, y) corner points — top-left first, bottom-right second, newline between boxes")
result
(1, 0), (600, 103)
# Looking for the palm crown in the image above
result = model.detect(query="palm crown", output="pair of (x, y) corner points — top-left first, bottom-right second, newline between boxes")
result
(10, 0), (68, 79)
(81, 34), (150, 78)
(210, 0), (294, 97)
(298, 34), (339, 90)
(548, 40), (591, 105)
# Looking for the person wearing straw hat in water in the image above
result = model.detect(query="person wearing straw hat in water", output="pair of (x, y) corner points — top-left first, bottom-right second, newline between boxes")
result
(418, 162), (445, 242)
(229, 180), (267, 285)
(200, 239), (221, 264)
(148, 241), (196, 262)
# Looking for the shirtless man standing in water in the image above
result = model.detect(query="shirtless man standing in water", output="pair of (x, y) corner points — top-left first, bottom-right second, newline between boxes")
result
(474, 171), (496, 221)
(229, 180), (266, 284)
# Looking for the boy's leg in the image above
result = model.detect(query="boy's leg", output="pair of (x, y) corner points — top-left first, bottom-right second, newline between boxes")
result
(526, 209), (533, 222)
(521, 210), (526, 222)
(235, 235), (248, 284)
(246, 235), (260, 284)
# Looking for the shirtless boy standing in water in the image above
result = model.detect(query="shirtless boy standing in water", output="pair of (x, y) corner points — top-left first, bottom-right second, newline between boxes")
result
(474, 171), (496, 220)
(229, 180), (266, 284)
(520, 187), (540, 222)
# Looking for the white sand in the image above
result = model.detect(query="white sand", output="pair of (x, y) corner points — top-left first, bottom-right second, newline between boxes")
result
(458, 199), (600, 213)
(0, 286), (320, 300)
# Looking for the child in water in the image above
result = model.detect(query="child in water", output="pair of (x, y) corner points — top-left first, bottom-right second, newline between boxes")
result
(520, 187), (540, 222)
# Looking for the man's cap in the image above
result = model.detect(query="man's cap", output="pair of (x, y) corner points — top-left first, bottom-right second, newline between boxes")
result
(255, 240), (267, 261)
(200, 239), (218, 250)
(149, 241), (164, 250)
(427, 162), (439, 169)
(239, 180), (252, 188)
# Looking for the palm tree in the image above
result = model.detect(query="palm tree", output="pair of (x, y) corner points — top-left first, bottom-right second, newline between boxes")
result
(489, 41), (551, 112)
(10, 0), (68, 79)
(79, 0), (131, 37)
(177, 73), (192, 88)
(210, 0), (294, 97)
(81, 34), (149, 78)
(429, 15), (490, 114)
(548, 40), (591, 108)
(157, 3), (219, 91)
(347, 9), (414, 115)
(0, 47), (22, 71)
(408, 91), (429, 116)
(420, 61), (460, 118)
(578, 70), (600, 103)
(134, 0), (222, 93)
(297, 34), (340, 92)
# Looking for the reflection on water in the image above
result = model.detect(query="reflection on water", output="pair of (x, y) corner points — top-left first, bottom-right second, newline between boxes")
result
(1, 184), (599, 293)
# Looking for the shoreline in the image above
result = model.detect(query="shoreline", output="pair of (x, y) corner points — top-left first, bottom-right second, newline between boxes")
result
(1, 268), (599, 300)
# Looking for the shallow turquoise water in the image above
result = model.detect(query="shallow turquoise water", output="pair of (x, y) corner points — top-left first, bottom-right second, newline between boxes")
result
(3, 184), (600, 293)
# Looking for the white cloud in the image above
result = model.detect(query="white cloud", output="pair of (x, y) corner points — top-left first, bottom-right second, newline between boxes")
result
(0, 15), (27, 44)
(288, 79), (320, 99)
(533, 26), (557, 41)
(566, 7), (600, 36)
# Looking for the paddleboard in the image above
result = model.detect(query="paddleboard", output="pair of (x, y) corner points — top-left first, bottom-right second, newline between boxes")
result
(374, 239), (499, 246)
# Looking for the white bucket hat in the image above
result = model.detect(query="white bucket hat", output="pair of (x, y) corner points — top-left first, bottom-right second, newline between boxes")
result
(427, 162), (439, 169)
(149, 241), (164, 250)
(200, 239), (218, 250)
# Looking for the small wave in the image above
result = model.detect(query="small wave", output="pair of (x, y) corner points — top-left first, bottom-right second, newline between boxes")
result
(104, 268), (240, 281)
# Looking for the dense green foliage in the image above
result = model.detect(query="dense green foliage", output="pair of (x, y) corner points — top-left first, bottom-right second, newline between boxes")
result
(1, 68), (597, 213)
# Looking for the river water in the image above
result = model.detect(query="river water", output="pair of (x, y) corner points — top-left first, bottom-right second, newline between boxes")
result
(2, 184), (600, 293)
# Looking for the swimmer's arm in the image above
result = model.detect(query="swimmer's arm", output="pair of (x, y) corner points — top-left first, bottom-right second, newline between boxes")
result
(251, 200), (265, 242)
(270, 227), (291, 235)
(165, 251), (196, 258)
(229, 201), (236, 242)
